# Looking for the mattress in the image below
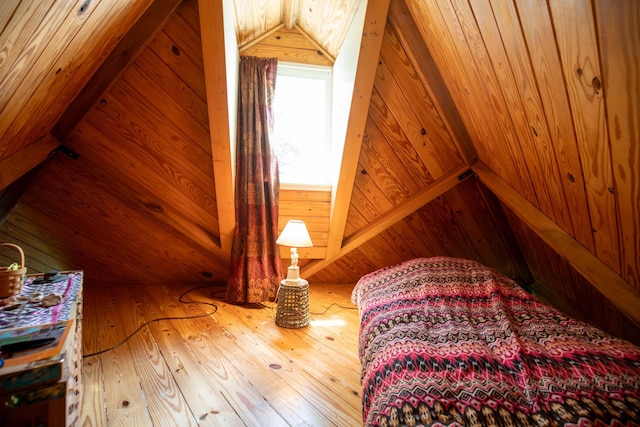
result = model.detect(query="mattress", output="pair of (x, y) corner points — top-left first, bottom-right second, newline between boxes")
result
(351, 257), (640, 426)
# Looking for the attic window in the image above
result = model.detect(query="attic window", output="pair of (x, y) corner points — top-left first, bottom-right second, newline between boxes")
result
(272, 62), (332, 188)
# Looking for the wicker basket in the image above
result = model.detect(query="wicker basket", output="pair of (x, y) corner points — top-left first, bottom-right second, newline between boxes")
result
(275, 282), (310, 328)
(0, 243), (27, 298)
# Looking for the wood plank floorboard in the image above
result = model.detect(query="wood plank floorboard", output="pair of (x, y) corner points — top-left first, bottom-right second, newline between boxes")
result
(80, 282), (362, 426)
(81, 281), (107, 427)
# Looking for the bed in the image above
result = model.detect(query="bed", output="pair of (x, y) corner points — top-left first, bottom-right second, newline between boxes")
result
(351, 257), (640, 427)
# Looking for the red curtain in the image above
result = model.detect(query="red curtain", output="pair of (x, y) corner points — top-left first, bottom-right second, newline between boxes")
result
(227, 56), (283, 303)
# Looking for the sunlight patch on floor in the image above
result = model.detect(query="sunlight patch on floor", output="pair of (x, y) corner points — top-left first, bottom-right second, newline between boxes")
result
(310, 318), (346, 327)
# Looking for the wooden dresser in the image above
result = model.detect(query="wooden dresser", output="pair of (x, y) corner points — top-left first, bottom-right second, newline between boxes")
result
(0, 271), (83, 427)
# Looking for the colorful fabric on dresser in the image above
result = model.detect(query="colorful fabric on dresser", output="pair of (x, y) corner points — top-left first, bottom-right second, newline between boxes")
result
(0, 272), (83, 329)
(352, 257), (640, 427)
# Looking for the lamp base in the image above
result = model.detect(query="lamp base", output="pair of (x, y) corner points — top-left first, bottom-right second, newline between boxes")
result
(282, 278), (309, 286)
(283, 266), (307, 285)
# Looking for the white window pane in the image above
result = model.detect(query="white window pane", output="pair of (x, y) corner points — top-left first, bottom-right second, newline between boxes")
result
(272, 64), (332, 186)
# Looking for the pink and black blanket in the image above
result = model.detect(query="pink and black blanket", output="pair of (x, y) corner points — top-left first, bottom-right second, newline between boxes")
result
(352, 257), (640, 426)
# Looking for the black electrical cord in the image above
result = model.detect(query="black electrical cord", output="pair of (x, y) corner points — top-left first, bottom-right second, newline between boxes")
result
(258, 298), (357, 315)
(83, 285), (223, 358)
(310, 302), (357, 316)
(83, 286), (357, 358)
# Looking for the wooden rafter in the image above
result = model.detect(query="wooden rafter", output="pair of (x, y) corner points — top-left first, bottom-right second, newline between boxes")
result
(282, 0), (300, 29)
(238, 24), (284, 52)
(0, 149), (58, 226)
(294, 24), (335, 63)
(0, 134), (59, 192)
(473, 161), (640, 328)
(306, 165), (471, 277)
(325, 0), (391, 261)
(199, 0), (238, 260)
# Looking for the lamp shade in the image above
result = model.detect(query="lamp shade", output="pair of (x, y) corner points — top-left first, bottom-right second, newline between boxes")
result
(276, 220), (313, 248)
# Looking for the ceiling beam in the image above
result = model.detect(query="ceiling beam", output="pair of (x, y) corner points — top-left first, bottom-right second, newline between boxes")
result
(306, 164), (471, 276)
(52, 0), (183, 141)
(295, 24), (335, 63)
(282, 0), (300, 29)
(325, 0), (391, 261)
(0, 134), (59, 192)
(199, 0), (238, 260)
(0, 136), (60, 226)
(238, 23), (284, 53)
(472, 161), (640, 328)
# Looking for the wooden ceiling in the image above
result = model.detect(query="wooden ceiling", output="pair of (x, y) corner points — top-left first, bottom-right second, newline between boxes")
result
(232, 0), (362, 60)
(0, 0), (639, 344)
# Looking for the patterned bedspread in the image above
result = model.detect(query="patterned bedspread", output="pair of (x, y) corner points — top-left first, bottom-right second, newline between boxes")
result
(351, 257), (640, 427)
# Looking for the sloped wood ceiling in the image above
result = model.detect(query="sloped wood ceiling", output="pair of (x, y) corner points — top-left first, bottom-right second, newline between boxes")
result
(233, 0), (361, 60)
(1, 1), (225, 285)
(0, 0), (638, 343)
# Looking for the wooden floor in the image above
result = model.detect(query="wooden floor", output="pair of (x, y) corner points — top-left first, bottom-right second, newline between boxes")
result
(80, 282), (362, 426)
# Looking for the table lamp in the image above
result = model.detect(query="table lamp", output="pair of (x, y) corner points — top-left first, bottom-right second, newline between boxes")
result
(276, 220), (313, 284)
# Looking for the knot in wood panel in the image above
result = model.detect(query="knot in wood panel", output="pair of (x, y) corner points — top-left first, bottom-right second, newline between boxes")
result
(592, 76), (602, 94)
(78, 0), (91, 15)
(143, 202), (163, 213)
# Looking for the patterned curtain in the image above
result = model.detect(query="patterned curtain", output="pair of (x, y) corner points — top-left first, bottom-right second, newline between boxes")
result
(227, 56), (283, 304)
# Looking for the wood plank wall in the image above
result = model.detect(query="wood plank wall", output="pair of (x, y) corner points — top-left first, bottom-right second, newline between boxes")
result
(1, 1), (229, 286)
(398, 1), (640, 308)
(596, 0), (640, 290)
(407, 0), (638, 289)
(309, 5), (528, 286)
(312, 177), (531, 286)
(279, 188), (330, 261)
